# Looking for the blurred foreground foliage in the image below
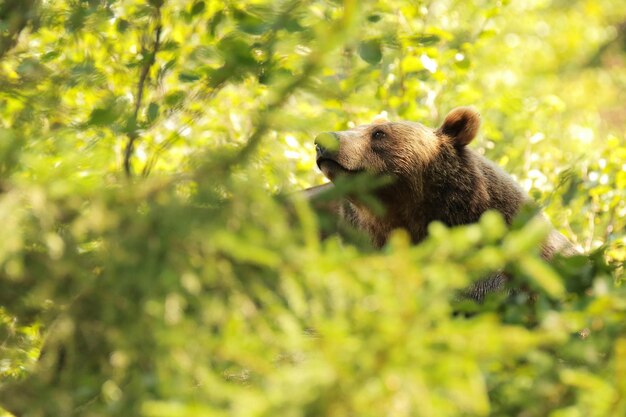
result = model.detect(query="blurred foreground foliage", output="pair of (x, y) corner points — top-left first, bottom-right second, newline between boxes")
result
(0, 0), (625, 416)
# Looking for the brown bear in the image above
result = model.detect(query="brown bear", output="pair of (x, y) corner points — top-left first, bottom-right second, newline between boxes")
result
(312, 107), (576, 299)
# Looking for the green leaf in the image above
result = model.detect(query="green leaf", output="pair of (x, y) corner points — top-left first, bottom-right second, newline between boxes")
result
(16, 58), (47, 80)
(233, 9), (267, 35)
(41, 50), (61, 62)
(218, 35), (256, 67)
(412, 34), (441, 45)
(116, 18), (129, 33)
(147, 103), (159, 124)
(207, 10), (224, 36)
(520, 256), (565, 299)
(284, 18), (304, 32)
(164, 91), (185, 107)
(87, 107), (118, 126)
(561, 174), (581, 206)
(358, 39), (382, 64)
(454, 56), (471, 69)
(66, 7), (87, 32)
(178, 72), (201, 82)
(191, 1), (205, 16)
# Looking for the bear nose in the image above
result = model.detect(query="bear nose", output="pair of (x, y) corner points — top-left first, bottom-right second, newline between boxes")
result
(314, 132), (339, 158)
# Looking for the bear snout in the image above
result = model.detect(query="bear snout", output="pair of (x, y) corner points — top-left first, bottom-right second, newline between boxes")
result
(315, 131), (354, 181)
(314, 132), (339, 151)
(314, 132), (340, 164)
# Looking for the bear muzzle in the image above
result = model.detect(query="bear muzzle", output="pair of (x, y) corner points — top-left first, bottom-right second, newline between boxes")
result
(315, 132), (340, 176)
(314, 132), (339, 155)
(314, 132), (364, 181)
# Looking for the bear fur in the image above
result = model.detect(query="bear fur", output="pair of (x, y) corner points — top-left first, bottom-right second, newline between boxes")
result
(312, 107), (576, 299)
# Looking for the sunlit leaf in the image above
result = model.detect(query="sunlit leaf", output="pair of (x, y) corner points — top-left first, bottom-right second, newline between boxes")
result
(0, 1), (624, 417)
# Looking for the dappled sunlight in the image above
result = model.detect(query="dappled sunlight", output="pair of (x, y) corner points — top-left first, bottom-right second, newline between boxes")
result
(0, 0), (625, 416)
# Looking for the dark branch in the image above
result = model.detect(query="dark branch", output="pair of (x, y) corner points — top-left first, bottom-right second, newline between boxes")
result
(123, 7), (163, 178)
(0, 0), (39, 60)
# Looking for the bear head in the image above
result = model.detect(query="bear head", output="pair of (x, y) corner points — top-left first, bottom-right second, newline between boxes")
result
(313, 107), (500, 248)
(315, 107), (480, 182)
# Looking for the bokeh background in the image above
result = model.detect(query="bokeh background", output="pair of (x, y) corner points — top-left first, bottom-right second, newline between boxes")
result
(0, 1), (625, 416)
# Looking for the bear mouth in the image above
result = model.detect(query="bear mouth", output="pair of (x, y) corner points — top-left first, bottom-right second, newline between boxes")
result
(316, 157), (362, 180)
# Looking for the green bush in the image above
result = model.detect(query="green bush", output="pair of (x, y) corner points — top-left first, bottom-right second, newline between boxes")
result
(0, 1), (624, 416)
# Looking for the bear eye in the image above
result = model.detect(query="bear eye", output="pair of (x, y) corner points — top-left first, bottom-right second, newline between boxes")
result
(372, 130), (386, 140)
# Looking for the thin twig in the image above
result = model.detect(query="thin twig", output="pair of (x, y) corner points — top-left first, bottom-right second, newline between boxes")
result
(141, 124), (188, 177)
(123, 6), (163, 178)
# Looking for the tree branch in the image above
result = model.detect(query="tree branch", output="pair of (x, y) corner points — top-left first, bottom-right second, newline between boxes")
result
(0, 0), (39, 60)
(123, 7), (163, 178)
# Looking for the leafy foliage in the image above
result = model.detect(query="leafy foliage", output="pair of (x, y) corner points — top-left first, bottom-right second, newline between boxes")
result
(0, 0), (625, 416)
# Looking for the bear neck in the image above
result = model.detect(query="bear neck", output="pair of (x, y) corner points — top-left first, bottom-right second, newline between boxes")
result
(420, 145), (528, 228)
(345, 181), (429, 249)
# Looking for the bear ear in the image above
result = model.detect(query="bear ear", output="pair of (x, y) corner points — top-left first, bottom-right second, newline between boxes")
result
(437, 107), (481, 147)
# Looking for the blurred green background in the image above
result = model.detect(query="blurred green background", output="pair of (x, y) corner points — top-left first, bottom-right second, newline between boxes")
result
(0, 0), (624, 416)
